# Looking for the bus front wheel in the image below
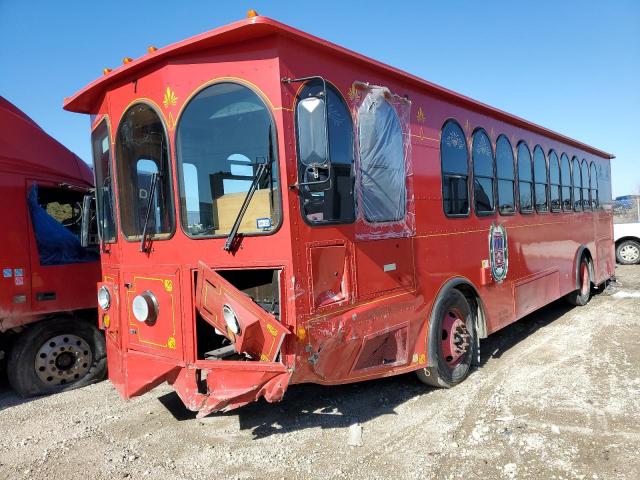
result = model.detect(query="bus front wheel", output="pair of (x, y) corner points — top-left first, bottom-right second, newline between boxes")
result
(417, 289), (477, 388)
(566, 256), (592, 306)
(7, 318), (106, 397)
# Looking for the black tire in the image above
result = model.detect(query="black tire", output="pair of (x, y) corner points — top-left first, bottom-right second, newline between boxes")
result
(566, 256), (592, 306)
(7, 317), (106, 397)
(417, 289), (477, 388)
(616, 239), (640, 265)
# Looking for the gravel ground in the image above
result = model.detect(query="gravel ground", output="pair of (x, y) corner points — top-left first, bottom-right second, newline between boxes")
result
(1, 266), (639, 480)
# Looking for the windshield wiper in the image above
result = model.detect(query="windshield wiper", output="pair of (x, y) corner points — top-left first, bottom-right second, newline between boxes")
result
(223, 161), (271, 252)
(140, 172), (160, 253)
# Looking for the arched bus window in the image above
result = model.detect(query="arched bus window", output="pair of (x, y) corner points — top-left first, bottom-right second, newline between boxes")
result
(495, 135), (515, 215)
(560, 153), (571, 211)
(472, 128), (495, 215)
(176, 82), (280, 237)
(590, 161), (598, 209)
(358, 91), (405, 222)
(295, 80), (355, 224)
(91, 119), (116, 242)
(572, 156), (582, 211)
(115, 103), (174, 239)
(581, 159), (590, 210)
(533, 145), (548, 213)
(548, 150), (561, 212)
(441, 120), (469, 216)
(517, 142), (533, 213)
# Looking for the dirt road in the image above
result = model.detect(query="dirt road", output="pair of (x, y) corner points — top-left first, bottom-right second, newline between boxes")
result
(1, 266), (639, 480)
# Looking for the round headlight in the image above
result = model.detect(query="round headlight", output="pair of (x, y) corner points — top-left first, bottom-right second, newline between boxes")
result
(132, 291), (159, 324)
(222, 304), (240, 335)
(97, 286), (111, 310)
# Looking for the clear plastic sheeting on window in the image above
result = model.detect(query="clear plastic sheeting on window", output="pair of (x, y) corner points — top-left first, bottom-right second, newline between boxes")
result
(352, 83), (414, 240)
(27, 185), (99, 266)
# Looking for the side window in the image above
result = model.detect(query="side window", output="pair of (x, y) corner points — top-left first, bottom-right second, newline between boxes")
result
(27, 185), (99, 265)
(441, 120), (469, 216)
(116, 103), (174, 239)
(572, 157), (582, 211)
(296, 81), (355, 224)
(517, 142), (533, 213)
(560, 153), (572, 211)
(533, 145), (548, 213)
(496, 135), (515, 215)
(581, 159), (590, 210)
(548, 150), (561, 212)
(358, 91), (405, 222)
(472, 129), (495, 214)
(91, 120), (116, 242)
(590, 162), (598, 209)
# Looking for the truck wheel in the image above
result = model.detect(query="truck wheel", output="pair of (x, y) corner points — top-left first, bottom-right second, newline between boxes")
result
(417, 289), (476, 388)
(566, 256), (592, 306)
(7, 318), (106, 397)
(616, 239), (640, 265)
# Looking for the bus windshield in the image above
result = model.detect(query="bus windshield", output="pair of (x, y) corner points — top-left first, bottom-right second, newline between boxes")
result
(176, 82), (280, 238)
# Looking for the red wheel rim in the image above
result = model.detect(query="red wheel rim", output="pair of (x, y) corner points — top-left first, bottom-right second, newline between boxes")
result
(441, 308), (471, 366)
(580, 261), (589, 295)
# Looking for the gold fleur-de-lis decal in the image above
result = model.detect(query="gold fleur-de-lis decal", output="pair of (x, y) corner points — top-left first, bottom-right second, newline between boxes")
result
(416, 107), (425, 123)
(163, 87), (177, 108)
(348, 84), (361, 103)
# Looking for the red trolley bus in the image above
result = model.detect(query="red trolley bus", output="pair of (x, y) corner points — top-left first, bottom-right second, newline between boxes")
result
(64, 13), (614, 416)
(1, 96), (105, 396)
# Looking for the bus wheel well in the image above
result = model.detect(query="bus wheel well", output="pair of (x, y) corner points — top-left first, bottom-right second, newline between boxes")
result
(574, 246), (594, 289)
(440, 280), (488, 340)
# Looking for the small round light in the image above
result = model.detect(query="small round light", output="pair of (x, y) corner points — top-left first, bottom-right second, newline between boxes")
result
(132, 291), (159, 324)
(97, 286), (111, 310)
(147, 45), (157, 53)
(102, 67), (112, 75)
(247, 9), (258, 18)
(122, 56), (133, 64)
(222, 304), (240, 335)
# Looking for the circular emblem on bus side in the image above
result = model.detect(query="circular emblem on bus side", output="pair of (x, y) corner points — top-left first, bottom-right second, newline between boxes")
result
(489, 224), (508, 283)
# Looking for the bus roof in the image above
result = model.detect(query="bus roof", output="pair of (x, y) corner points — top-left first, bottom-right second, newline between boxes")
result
(1, 96), (93, 186)
(63, 15), (614, 160)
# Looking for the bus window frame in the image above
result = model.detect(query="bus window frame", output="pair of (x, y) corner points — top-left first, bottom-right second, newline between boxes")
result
(173, 80), (284, 240)
(441, 118), (470, 218)
(517, 141), (534, 215)
(90, 116), (118, 244)
(294, 79), (356, 227)
(115, 100), (177, 243)
(471, 127), (496, 217)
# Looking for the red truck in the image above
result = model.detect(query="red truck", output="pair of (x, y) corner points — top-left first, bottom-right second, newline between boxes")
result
(0, 96), (105, 396)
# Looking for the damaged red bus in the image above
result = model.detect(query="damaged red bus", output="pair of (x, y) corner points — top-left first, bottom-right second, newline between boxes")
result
(64, 13), (614, 416)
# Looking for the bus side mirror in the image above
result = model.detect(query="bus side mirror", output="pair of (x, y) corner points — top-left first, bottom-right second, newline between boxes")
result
(297, 95), (329, 168)
(80, 193), (96, 248)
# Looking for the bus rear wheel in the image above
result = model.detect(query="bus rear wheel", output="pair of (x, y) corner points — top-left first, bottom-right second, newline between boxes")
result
(566, 256), (592, 306)
(7, 318), (106, 397)
(417, 289), (476, 388)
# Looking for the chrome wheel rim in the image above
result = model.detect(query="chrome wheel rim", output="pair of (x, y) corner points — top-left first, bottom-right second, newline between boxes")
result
(620, 244), (640, 263)
(34, 334), (93, 385)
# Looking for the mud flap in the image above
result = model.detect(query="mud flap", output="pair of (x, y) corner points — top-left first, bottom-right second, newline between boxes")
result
(195, 261), (290, 362)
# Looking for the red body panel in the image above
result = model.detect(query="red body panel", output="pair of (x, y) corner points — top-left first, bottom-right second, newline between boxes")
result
(0, 97), (99, 331)
(65, 16), (614, 414)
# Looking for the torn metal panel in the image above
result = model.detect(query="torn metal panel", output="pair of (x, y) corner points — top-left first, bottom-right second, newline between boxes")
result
(195, 261), (290, 362)
(172, 364), (291, 417)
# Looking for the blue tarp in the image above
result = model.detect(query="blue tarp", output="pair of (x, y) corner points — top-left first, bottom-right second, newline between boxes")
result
(27, 185), (99, 266)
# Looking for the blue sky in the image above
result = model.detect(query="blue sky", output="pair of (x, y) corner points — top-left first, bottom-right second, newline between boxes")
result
(1, 0), (638, 196)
